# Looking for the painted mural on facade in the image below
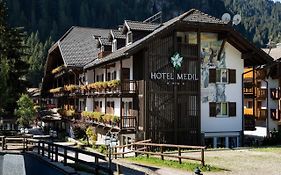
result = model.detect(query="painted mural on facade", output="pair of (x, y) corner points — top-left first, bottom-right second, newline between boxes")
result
(201, 33), (226, 104)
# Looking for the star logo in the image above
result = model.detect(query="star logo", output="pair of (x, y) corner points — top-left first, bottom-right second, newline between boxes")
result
(170, 52), (183, 70)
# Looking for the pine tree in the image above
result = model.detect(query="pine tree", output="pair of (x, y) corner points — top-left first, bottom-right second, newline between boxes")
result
(0, 0), (29, 116)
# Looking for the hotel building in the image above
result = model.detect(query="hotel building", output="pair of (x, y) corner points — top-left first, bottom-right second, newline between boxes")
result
(41, 9), (273, 148)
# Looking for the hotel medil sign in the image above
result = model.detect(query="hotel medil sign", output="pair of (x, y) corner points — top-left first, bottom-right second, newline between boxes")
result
(150, 52), (199, 81)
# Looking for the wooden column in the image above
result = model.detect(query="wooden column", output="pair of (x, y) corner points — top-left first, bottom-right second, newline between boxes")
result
(197, 29), (202, 145)
(105, 65), (107, 114)
(173, 30), (178, 144)
(120, 58), (123, 129)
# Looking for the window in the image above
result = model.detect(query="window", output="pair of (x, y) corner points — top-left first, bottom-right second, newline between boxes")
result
(101, 74), (104, 81)
(101, 45), (104, 52)
(209, 102), (236, 117)
(209, 69), (236, 84)
(216, 102), (228, 116)
(112, 71), (117, 80)
(107, 72), (111, 81)
(112, 39), (117, 52)
(127, 31), (133, 45)
(216, 69), (228, 83)
(176, 32), (197, 44)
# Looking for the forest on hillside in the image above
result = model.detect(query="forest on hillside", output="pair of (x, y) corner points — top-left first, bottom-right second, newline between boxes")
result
(4, 0), (281, 87)
(6, 0), (281, 45)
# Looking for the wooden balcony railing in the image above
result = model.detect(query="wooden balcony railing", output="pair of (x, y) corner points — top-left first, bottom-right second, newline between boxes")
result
(121, 116), (136, 129)
(256, 89), (267, 99)
(270, 88), (280, 100)
(243, 87), (254, 95)
(84, 80), (137, 96)
(121, 80), (137, 93)
(270, 109), (280, 121)
(256, 109), (267, 120)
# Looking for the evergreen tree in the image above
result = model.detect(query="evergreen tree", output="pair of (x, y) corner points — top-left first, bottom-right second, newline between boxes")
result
(0, 0), (29, 116)
(23, 32), (53, 87)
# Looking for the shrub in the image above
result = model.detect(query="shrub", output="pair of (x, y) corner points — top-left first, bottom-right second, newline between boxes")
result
(86, 126), (97, 143)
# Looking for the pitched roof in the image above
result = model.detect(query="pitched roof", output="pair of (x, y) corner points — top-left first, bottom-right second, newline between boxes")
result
(263, 45), (281, 60)
(98, 37), (112, 47)
(181, 9), (227, 24)
(58, 26), (110, 67)
(110, 29), (126, 39)
(85, 9), (197, 68)
(124, 20), (161, 31)
(84, 9), (273, 69)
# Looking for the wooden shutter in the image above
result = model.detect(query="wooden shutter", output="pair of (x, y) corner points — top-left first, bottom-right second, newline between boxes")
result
(209, 69), (216, 83)
(229, 102), (236, 117)
(228, 69), (236, 83)
(209, 102), (216, 117)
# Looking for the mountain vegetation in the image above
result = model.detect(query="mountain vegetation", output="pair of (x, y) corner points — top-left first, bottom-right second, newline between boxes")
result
(0, 0), (29, 117)
(2, 0), (281, 89)
(6, 0), (281, 46)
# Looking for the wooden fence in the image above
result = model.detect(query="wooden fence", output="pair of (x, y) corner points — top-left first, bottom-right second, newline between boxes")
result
(112, 139), (206, 166)
(27, 139), (112, 174)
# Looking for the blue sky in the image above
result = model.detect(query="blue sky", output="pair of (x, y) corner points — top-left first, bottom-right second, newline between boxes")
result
(273, 0), (281, 2)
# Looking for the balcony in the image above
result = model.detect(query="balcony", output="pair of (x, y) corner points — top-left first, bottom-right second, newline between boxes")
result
(270, 88), (280, 100)
(81, 111), (136, 130)
(256, 109), (267, 120)
(121, 116), (136, 130)
(84, 80), (138, 97)
(244, 87), (254, 97)
(244, 108), (253, 115)
(270, 109), (280, 121)
(256, 89), (267, 100)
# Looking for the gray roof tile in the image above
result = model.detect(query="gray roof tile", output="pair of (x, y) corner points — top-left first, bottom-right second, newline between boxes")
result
(98, 37), (112, 46)
(111, 30), (126, 39)
(125, 20), (161, 31)
(59, 27), (110, 67)
(84, 9), (232, 69)
(182, 9), (227, 24)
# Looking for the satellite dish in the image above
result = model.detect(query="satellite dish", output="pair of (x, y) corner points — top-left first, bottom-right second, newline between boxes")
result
(233, 14), (241, 25)
(221, 13), (231, 23)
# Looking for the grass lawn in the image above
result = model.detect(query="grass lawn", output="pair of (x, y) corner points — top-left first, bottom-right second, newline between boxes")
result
(126, 156), (224, 172)
(250, 145), (281, 153)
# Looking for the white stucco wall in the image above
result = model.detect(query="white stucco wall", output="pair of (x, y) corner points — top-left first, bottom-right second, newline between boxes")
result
(201, 42), (243, 134)
(84, 57), (134, 115)
(266, 76), (279, 132)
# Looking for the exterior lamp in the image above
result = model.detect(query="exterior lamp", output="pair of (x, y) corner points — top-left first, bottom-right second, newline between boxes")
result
(105, 135), (111, 146)
(111, 137), (117, 147)
(104, 132), (118, 171)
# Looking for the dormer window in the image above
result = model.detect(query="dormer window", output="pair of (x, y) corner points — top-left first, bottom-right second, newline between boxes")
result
(127, 31), (133, 45)
(112, 39), (117, 52)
